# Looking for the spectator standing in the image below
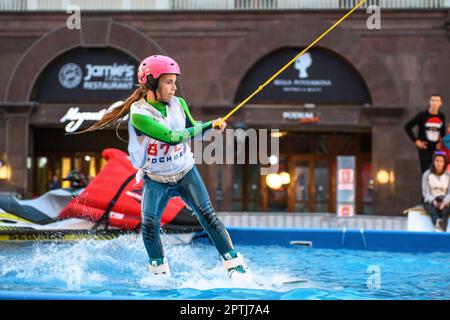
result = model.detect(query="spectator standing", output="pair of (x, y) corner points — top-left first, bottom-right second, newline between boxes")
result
(405, 94), (445, 174)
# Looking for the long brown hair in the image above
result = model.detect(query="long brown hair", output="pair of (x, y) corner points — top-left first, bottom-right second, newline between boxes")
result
(430, 152), (449, 175)
(77, 84), (148, 134)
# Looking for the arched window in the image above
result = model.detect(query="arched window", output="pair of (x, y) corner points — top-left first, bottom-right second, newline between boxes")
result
(235, 47), (371, 105)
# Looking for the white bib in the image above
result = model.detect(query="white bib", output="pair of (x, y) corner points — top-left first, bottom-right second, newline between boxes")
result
(128, 97), (194, 179)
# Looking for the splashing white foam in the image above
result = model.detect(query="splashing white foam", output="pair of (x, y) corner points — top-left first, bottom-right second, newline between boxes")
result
(0, 234), (310, 294)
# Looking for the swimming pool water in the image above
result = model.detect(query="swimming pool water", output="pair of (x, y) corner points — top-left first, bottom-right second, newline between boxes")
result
(0, 234), (449, 300)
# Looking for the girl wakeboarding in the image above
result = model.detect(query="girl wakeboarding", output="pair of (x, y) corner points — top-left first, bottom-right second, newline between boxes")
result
(84, 55), (251, 281)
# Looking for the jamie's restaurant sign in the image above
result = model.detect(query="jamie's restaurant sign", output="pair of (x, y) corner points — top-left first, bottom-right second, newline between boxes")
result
(33, 48), (138, 102)
(235, 47), (371, 105)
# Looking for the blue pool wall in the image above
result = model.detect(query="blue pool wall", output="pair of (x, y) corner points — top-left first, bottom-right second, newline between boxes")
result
(192, 227), (450, 253)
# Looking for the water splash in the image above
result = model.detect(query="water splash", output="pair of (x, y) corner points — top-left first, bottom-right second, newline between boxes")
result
(2, 235), (448, 299)
(0, 235), (308, 296)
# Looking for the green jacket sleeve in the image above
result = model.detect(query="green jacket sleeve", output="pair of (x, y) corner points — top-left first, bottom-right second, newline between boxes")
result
(130, 113), (213, 145)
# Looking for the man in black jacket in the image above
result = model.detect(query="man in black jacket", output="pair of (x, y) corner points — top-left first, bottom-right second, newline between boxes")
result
(405, 94), (445, 174)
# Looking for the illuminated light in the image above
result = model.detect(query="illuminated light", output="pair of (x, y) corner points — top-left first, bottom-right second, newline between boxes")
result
(84, 155), (91, 162)
(270, 131), (287, 138)
(0, 165), (9, 180)
(100, 157), (107, 170)
(61, 100), (125, 133)
(62, 157), (71, 189)
(389, 171), (395, 184)
(376, 170), (390, 184)
(266, 173), (283, 190)
(89, 156), (96, 178)
(279, 172), (291, 185)
(38, 157), (48, 168)
(269, 155), (278, 165)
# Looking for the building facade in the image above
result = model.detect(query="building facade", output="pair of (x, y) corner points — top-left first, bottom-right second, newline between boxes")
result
(0, 2), (449, 216)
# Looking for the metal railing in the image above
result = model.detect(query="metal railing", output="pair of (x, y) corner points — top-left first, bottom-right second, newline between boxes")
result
(0, 0), (448, 11)
(217, 212), (408, 230)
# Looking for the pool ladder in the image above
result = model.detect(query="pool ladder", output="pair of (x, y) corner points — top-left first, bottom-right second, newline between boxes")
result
(341, 228), (368, 248)
(289, 228), (368, 249)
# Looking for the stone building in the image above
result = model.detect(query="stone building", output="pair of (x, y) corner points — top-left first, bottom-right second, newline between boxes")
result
(0, 1), (449, 215)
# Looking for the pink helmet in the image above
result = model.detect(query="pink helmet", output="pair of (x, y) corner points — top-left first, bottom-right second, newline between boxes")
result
(137, 55), (181, 85)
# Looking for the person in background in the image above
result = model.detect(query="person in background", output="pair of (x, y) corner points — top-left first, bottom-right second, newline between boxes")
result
(405, 94), (445, 174)
(48, 175), (61, 190)
(422, 151), (450, 232)
(63, 170), (88, 190)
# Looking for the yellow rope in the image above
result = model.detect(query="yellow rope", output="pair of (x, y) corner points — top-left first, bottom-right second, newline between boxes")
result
(216, 0), (368, 126)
